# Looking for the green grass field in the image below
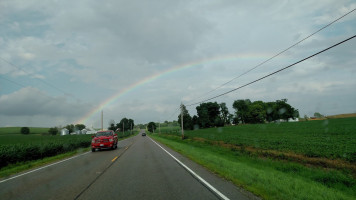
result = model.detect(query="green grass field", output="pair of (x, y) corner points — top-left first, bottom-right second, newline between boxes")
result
(164, 117), (356, 162)
(0, 127), (49, 135)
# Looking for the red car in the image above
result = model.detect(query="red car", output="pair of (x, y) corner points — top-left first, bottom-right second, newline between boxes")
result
(91, 130), (118, 152)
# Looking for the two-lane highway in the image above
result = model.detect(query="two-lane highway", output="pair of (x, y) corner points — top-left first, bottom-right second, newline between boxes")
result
(0, 131), (254, 200)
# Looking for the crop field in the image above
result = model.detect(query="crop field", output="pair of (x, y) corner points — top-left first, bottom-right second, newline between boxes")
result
(0, 127), (49, 135)
(0, 134), (92, 169)
(326, 113), (356, 119)
(163, 117), (356, 162)
(155, 126), (180, 133)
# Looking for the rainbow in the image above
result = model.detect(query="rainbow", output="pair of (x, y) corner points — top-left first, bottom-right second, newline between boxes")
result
(76, 53), (273, 125)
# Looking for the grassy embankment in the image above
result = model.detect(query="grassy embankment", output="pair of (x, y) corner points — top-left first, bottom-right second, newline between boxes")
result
(151, 117), (356, 200)
(0, 127), (138, 178)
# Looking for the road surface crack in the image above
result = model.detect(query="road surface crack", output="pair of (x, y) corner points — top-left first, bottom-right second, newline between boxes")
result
(73, 141), (134, 200)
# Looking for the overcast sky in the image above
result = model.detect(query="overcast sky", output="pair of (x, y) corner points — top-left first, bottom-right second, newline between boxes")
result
(1, 0), (355, 128)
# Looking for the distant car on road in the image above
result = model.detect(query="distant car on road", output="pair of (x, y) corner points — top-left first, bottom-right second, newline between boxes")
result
(142, 132), (146, 136)
(91, 130), (118, 152)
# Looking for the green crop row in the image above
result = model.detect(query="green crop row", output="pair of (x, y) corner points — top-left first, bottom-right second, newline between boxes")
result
(160, 117), (356, 162)
(0, 135), (91, 168)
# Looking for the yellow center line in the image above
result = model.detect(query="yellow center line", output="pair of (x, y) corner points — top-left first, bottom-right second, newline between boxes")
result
(111, 156), (118, 162)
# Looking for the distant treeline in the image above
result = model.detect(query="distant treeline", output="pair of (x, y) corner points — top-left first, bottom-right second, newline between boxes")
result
(179, 99), (299, 130)
(108, 118), (134, 132)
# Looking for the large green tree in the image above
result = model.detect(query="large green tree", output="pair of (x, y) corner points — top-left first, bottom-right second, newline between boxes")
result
(232, 99), (251, 124)
(147, 122), (156, 133)
(117, 118), (134, 132)
(178, 104), (193, 130)
(75, 124), (86, 130)
(275, 99), (299, 121)
(233, 99), (299, 123)
(314, 112), (324, 118)
(196, 102), (221, 128)
(245, 101), (266, 123)
(128, 119), (135, 130)
(65, 124), (75, 133)
(48, 127), (58, 135)
(219, 102), (230, 125)
(192, 115), (199, 129)
(108, 122), (116, 131)
(20, 127), (30, 135)
(265, 102), (278, 122)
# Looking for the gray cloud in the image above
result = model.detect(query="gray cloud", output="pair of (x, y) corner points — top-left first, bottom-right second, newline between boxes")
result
(0, 0), (355, 127)
(0, 87), (92, 118)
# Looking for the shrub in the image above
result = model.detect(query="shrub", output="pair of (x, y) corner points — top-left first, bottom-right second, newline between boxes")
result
(20, 127), (30, 135)
(48, 127), (58, 135)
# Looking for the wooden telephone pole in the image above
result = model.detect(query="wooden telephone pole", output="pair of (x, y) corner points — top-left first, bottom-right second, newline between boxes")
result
(101, 110), (103, 131)
(180, 103), (184, 139)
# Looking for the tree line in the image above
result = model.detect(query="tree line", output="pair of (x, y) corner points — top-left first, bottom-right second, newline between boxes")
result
(179, 99), (299, 130)
(48, 124), (86, 135)
(108, 118), (135, 132)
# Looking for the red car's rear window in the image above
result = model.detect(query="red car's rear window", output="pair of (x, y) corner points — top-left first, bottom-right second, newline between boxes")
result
(96, 131), (113, 137)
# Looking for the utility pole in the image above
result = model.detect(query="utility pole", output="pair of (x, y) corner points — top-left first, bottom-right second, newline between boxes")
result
(159, 122), (161, 134)
(123, 123), (125, 135)
(101, 110), (103, 131)
(180, 103), (184, 139)
(131, 123), (133, 135)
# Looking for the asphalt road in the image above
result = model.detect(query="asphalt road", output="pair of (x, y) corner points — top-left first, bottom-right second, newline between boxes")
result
(0, 131), (255, 200)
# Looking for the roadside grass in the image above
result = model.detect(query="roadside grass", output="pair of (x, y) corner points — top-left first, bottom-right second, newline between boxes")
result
(0, 147), (90, 179)
(151, 134), (356, 200)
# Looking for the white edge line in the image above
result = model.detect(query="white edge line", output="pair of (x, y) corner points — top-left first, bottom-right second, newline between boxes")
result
(0, 151), (91, 184)
(149, 137), (230, 200)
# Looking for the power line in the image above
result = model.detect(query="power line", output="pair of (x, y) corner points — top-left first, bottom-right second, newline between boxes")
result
(0, 75), (69, 105)
(186, 34), (356, 106)
(167, 106), (181, 120)
(187, 8), (356, 104)
(0, 57), (73, 97)
(0, 75), (27, 88)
